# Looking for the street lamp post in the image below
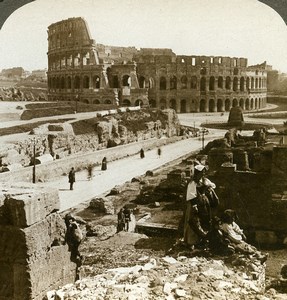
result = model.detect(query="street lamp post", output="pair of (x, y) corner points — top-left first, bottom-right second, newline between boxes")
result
(32, 138), (36, 183)
(75, 94), (79, 113)
(200, 128), (208, 150)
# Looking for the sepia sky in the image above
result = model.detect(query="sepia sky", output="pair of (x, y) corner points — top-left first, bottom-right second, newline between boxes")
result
(0, 0), (287, 72)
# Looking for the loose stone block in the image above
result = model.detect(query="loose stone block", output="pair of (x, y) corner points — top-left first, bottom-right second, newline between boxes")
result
(0, 183), (60, 227)
(0, 183), (77, 300)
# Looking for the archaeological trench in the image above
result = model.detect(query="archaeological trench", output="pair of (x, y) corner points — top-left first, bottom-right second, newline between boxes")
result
(1, 108), (287, 299)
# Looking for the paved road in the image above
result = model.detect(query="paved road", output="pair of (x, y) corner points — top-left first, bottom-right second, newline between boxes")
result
(40, 132), (222, 212)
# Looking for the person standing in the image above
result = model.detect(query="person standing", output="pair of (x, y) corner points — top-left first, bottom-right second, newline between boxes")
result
(87, 164), (93, 180)
(101, 157), (107, 170)
(65, 216), (83, 262)
(183, 164), (217, 248)
(140, 148), (145, 159)
(157, 147), (162, 158)
(68, 167), (75, 190)
(123, 206), (131, 231)
(117, 208), (125, 233)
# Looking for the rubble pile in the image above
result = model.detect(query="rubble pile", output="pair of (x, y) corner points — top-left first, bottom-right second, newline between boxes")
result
(48, 249), (271, 299)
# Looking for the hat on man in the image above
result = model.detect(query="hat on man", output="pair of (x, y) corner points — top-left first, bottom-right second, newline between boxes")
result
(194, 164), (206, 172)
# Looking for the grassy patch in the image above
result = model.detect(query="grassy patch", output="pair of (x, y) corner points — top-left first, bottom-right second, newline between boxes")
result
(0, 118), (74, 136)
(203, 122), (273, 131)
(21, 101), (118, 120)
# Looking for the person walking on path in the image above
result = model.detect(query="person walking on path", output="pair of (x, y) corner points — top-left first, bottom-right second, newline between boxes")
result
(87, 164), (93, 180)
(101, 157), (107, 170)
(157, 147), (162, 158)
(140, 148), (145, 159)
(68, 167), (76, 190)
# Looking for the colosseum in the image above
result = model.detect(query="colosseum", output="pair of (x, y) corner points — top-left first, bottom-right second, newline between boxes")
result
(47, 17), (267, 113)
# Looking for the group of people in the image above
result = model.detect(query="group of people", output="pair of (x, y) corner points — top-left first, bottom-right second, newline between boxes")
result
(68, 146), (164, 190)
(68, 157), (108, 190)
(117, 206), (133, 232)
(140, 147), (162, 159)
(183, 163), (267, 261)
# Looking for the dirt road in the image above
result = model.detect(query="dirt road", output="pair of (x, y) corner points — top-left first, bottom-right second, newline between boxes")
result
(40, 132), (222, 212)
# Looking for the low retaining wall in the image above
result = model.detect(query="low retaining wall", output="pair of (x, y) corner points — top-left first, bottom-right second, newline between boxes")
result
(0, 136), (184, 183)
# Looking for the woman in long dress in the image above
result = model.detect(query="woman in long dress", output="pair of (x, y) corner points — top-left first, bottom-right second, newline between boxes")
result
(183, 164), (217, 247)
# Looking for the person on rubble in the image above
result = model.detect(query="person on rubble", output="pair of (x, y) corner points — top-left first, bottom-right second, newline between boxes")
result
(220, 209), (268, 262)
(183, 164), (218, 249)
(65, 215), (83, 262)
(207, 216), (235, 256)
(123, 205), (132, 231)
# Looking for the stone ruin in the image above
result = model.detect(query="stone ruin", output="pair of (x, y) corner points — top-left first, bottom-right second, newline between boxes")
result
(0, 183), (77, 300)
(202, 129), (287, 246)
(0, 108), (182, 172)
(227, 106), (245, 128)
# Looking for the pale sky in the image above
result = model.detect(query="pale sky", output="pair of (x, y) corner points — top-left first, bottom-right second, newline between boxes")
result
(0, 0), (287, 72)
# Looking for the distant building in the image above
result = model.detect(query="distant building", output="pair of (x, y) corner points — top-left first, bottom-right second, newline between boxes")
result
(1, 67), (26, 79)
(31, 69), (47, 80)
(47, 17), (267, 112)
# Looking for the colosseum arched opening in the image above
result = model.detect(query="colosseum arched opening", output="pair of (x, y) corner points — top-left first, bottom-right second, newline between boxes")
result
(92, 76), (100, 89)
(225, 99), (231, 111)
(170, 99), (177, 110)
(232, 98), (238, 107)
(200, 99), (206, 112)
(200, 78), (206, 91)
(246, 99), (250, 110)
(180, 99), (187, 113)
(160, 98), (167, 109)
(135, 99), (143, 107)
(160, 77), (167, 90)
(139, 76), (145, 88)
(209, 99), (215, 112)
(149, 99), (156, 108)
(250, 98), (254, 109)
(190, 99), (197, 112)
(122, 99), (131, 106)
(217, 99), (223, 112)
(239, 98), (244, 109)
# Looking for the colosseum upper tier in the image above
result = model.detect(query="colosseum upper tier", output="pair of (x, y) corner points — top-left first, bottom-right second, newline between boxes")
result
(47, 17), (267, 113)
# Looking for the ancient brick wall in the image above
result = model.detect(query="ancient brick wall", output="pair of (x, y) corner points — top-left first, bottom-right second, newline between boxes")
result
(0, 183), (76, 300)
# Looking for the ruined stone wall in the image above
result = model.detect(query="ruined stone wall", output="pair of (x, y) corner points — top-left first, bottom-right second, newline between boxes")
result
(210, 166), (287, 245)
(0, 183), (76, 300)
(0, 135), (185, 184)
(135, 54), (267, 113)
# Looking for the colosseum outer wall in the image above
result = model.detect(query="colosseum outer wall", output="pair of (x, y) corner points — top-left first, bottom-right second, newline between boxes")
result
(47, 17), (267, 113)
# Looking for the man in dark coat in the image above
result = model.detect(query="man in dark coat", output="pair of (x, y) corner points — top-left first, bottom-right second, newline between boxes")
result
(68, 167), (75, 190)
